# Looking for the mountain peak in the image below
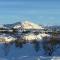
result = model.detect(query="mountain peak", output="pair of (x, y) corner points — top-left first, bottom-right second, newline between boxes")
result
(2, 21), (44, 30)
(22, 21), (44, 29)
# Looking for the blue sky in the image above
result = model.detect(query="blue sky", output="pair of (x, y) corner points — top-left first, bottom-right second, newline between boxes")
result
(0, 0), (60, 25)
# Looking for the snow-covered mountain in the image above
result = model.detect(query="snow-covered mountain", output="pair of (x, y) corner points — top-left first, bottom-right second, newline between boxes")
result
(45, 25), (60, 32)
(3, 21), (44, 30)
(0, 21), (51, 43)
(0, 21), (60, 60)
(21, 21), (44, 29)
(4, 22), (21, 29)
